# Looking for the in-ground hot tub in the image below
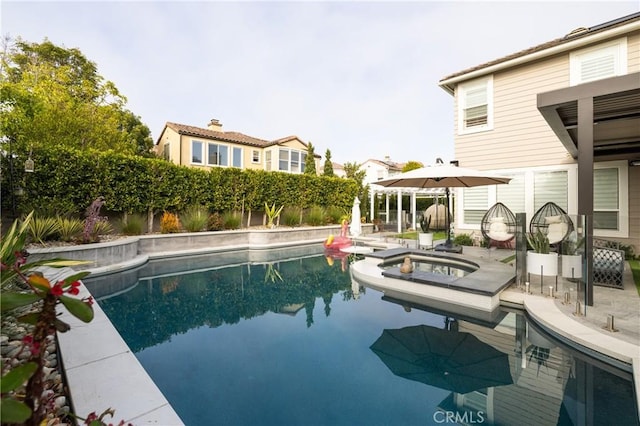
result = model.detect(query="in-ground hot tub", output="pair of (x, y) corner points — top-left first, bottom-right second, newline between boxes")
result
(351, 247), (516, 313)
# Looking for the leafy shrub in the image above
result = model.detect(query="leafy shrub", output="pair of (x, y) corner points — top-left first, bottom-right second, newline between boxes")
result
(281, 207), (301, 227)
(222, 211), (242, 230)
(160, 211), (181, 233)
(453, 233), (474, 246)
(92, 219), (114, 238)
(28, 216), (59, 244)
(119, 214), (145, 236)
(305, 206), (325, 226)
(325, 206), (345, 224)
(181, 206), (208, 232)
(56, 216), (84, 242)
(207, 212), (224, 231)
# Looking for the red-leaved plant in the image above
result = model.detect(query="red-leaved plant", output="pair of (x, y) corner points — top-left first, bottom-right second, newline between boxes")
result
(1, 212), (129, 426)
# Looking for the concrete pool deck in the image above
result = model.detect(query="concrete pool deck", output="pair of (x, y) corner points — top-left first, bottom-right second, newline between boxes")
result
(46, 233), (639, 423)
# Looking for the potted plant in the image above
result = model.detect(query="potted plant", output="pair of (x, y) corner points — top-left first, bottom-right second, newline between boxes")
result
(418, 215), (433, 249)
(526, 230), (558, 277)
(561, 233), (584, 279)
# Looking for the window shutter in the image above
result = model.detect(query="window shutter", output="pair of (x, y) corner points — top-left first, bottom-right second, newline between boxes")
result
(594, 168), (619, 230)
(497, 173), (525, 213)
(464, 85), (488, 128)
(580, 54), (616, 82)
(463, 186), (488, 224)
(533, 171), (568, 212)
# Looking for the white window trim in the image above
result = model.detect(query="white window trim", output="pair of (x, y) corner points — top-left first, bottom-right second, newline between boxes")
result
(569, 37), (627, 86)
(232, 147), (243, 168)
(251, 149), (261, 164)
(456, 162), (628, 238)
(191, 140), (204, 165)
(593, 160), (628, 238)
(457, 75), (493, 135)
(206, 142), (230, 167)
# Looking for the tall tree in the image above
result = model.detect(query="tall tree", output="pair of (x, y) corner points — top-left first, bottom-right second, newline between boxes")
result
(0, 37), (154, 156)
(323, 149), (334, 176)
(304, 141), (316, 175)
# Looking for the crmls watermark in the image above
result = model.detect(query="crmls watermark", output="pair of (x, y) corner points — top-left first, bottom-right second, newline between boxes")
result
(433, 410), (485, 424)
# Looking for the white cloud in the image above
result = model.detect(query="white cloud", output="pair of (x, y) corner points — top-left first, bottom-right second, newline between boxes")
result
(3, 0), (638, 165)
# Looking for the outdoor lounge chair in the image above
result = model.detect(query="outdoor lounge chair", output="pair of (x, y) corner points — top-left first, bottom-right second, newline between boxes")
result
(480, 202), (516, 248)
(529, 202), (573, 246)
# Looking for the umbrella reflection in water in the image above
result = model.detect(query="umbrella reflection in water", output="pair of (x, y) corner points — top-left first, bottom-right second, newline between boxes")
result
(370, 324), (513, 395)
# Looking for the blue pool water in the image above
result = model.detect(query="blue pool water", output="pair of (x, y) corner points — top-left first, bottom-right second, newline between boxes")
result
(87, 248), (638, 426)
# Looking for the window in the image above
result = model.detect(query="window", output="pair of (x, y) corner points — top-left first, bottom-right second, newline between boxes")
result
(279, 149), (290, 171)
(463, 186), (488, 224)
(274, 148), (307, 173)
(458, 76), (493, 134)
(497, 173), (525, 213)
(533, 170), (568, 212)
(207, 143), (228, 166)
(265, 150), (272, 171)
(594, 168), (619, 230)
(163, 143), (170, 161)
(232, 147), (242, 168)
(570, 38), (627, 86)
(291, 151), (300, 173)
(191, 140), (203, 164)
(252, 150), (260, 164)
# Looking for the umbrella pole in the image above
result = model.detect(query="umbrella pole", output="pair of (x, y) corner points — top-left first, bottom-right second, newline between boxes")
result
(435, 187), (463, 253)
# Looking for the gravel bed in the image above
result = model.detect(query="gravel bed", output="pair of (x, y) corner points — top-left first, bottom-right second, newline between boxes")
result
(1, 303), (73, 426)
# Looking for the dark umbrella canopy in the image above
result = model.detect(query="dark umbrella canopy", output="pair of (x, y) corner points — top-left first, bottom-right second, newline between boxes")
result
(370, 325), (513, 394)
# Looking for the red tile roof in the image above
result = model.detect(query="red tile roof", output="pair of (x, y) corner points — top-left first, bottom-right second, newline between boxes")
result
(164, 122), (273, 147)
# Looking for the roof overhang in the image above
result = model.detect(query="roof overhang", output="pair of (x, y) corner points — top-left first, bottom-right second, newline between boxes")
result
(537, 72), (640, 161)
(438, 18), (640, 95)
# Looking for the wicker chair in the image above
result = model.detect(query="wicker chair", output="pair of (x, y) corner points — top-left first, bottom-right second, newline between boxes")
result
(480, 202), (517, 248)
(529, 202), (573, 245)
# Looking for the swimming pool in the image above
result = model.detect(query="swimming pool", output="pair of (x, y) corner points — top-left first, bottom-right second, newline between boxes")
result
(86, 248), (638, 426)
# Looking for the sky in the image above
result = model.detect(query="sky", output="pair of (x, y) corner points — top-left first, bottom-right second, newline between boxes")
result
(2, 1), (639, 166)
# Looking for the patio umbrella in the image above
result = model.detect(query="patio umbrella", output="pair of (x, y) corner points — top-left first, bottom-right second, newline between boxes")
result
(376, 160), (511, 252)
(349, 196), (362, 237)
(370, 324), (513, 394)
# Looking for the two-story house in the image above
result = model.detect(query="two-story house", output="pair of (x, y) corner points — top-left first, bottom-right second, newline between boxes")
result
(154, 119), (321, 174)
(439, 12), (639, 248)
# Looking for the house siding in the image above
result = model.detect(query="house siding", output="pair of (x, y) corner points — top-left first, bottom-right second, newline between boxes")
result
(626, 31), (640, 73)
(455, 54), (572, 170)
(451, 29), (639, 251)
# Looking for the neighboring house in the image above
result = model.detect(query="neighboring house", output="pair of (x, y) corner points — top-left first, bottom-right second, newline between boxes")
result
(154, 119), (321, 174)
(362, 156), (405, 186)
(331, 162), (346, 178)
(439, 11), (639, 250)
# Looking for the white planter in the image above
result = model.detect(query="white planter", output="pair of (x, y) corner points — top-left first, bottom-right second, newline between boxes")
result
(527, 252), (558, 276)
(418, 232), (433, 249)
(561, 254), (583, 279)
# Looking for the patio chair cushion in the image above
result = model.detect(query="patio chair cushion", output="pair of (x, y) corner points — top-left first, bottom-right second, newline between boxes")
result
(545, 215), (562, 224)
(547, 222), (569, 244)
(488, 220), (512, 241)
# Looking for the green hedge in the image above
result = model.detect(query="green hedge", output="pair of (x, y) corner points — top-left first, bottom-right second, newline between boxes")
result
(1, 146), (358, 220)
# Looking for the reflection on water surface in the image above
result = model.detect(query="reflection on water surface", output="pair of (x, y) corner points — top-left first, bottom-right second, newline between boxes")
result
(87, 250), (638, 426)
